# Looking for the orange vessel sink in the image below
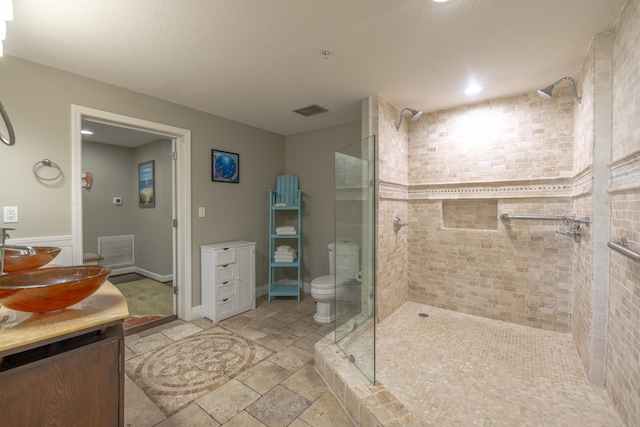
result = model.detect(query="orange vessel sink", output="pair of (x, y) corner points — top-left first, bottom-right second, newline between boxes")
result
(0, 266), (111, 313)
(2, 246), (61, 272)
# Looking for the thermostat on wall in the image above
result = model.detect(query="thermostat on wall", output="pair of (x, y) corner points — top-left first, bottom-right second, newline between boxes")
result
(113, 197), (123, 205)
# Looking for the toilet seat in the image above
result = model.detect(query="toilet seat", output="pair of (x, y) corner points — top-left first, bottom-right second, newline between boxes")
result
(311, 274), (334, 287)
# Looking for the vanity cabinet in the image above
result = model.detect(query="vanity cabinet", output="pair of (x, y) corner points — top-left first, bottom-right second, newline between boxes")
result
(0, 322), (125, 427)
(201, 241), (256, 322)
(0, 282), (128, 427)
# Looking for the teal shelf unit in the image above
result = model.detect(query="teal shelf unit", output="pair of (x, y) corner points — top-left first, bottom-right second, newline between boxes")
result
(268, 175), (302, 302)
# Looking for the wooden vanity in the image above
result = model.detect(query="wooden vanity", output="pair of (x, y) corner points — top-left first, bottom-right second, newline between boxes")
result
(0, 282), (129, 427)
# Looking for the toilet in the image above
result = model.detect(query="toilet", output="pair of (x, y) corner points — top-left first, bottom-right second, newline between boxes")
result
(311, 242), (359, 323)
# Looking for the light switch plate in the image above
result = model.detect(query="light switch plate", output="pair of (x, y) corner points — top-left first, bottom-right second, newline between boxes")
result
(198, 207), (205, 218)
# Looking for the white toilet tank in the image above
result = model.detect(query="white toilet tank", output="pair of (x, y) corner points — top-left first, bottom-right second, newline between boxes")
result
(328, 242), (336, 275)
(330, 241), (359, 282)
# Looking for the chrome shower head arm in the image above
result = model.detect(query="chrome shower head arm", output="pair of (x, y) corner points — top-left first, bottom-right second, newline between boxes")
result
(564, 77), (582, 104)
(396, 107), (409, 130)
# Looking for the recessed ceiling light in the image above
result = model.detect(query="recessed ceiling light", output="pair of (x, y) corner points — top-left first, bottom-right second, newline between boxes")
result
(433, 0), (449, 2)
(464, 84), (483, 95)
(81, 129), (94, 135)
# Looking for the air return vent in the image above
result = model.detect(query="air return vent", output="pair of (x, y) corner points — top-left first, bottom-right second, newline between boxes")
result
(292, 104), (328, 117)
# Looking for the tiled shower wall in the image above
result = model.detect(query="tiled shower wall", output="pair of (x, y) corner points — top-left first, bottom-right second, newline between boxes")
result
(606, 0), (640, 425)
(572, 32), (612, 387)
(374, 95), (410, 322)
(405, 90), (576, 332)
(408, 198), (573, 331)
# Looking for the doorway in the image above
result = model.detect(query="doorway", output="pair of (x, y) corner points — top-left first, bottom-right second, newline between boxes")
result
(81, 120), (175, 330)
(71, 105), (193, 323)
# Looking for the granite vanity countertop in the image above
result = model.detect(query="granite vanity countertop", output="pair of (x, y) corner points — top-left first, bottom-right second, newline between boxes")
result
(0, 281), (129, 353)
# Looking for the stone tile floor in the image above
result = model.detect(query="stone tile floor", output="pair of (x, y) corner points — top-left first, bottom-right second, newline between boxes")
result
(124, 292), (354, 426)
(125, 294), (626, 426)
(375, 302), (625, 426)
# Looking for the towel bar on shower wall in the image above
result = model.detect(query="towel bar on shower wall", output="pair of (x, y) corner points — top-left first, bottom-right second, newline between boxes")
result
(608, 237), (640, 263)
(499, 213), (591, 224)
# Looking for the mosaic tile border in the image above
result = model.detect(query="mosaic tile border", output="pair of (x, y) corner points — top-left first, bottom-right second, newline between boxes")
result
(574, 166), (594, 197)
(379, 178), (574, 201)
(609, 149), (640, 193)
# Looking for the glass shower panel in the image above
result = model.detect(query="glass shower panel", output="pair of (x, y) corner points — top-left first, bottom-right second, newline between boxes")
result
(334, 135), (376, 383)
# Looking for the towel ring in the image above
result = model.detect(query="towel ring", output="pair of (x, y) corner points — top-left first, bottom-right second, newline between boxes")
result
(33, 158), (63, 181)
(0, 100), (16, 146)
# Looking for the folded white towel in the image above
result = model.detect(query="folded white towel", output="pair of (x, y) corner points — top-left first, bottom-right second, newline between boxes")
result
(274, 202), (288, 207)
(275, 226), (296, 234)
(276, 231), (297, 236)
(274, 254), (294, 259)
(274, 256), (294, 262)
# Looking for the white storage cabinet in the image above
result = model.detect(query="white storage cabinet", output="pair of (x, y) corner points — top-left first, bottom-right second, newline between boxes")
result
(201, 240), (256, 322)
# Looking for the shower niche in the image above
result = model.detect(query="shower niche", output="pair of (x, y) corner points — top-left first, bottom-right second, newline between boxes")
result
(442, 199), (498, 230)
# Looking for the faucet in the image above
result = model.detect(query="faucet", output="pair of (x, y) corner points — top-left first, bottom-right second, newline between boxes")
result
(393, 217), (409, 232)
(556, 224), (582, 241)
(0, 228), (37, 273)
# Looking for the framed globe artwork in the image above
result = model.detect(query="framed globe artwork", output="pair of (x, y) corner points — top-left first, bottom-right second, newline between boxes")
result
(212, 149), (239, 183)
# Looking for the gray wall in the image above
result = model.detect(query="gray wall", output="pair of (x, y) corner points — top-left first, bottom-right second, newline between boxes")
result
(0, 55), (285, 308)
(284, 121), (362, 283)
(82, 141), (136, 255)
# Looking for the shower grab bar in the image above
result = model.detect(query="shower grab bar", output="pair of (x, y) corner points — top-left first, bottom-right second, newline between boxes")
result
(608, 237), (640, 263)
(499, 213), (591, 224)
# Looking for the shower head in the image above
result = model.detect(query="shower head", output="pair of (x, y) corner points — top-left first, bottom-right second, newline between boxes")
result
(395, 107), (424, 130)
(536, 85), (555, 100)
(536, 77), (582, 104)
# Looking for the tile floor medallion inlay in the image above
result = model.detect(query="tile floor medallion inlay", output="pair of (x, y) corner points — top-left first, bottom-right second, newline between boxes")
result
(126, 326), (272, 416)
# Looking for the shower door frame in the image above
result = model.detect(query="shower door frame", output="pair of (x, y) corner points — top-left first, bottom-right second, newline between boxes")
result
(334, 135), (377, 383)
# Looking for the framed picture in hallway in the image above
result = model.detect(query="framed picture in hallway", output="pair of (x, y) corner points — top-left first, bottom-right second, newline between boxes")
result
(138, 160), (155, 208)
(212, 149), (239, 183)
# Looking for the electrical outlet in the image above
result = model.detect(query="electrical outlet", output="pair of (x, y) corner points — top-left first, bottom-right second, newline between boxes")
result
(3, 206), (18, 223)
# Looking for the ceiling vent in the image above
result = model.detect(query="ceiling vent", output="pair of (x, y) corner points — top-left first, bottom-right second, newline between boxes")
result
(292, 104), (328, 117)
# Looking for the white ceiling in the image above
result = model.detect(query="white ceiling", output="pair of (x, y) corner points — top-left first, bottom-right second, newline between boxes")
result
(81, 120), (167, 147)
(5, 0), (624, 136)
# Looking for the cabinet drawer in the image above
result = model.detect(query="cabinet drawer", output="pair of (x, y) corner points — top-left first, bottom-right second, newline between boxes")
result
(217, 297), (235, 318)
(215, 248), (236, 266)
(216, 264), (237, 283)
(217, 282), (236, 299)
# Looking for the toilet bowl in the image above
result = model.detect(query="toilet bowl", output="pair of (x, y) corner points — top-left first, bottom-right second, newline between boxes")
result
(310, 242), (359, 323)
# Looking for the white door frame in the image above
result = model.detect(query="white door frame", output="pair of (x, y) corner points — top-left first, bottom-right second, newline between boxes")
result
(71, 105), (193, 320)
